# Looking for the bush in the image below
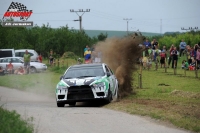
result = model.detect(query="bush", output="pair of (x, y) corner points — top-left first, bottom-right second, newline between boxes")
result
(0, 106), (34, 133)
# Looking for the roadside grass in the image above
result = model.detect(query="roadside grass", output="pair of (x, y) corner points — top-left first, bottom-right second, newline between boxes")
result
(0, 57), (200, 132)
(0, 58), (76, 133)
(0, 105), (34, 133)
(105, 65), (200, 133)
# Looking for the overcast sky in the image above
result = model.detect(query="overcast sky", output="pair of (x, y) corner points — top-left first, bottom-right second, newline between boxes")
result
(0, 0), (199, 33)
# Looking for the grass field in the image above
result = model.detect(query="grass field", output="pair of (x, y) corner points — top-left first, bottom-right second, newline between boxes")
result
(0, 58), (200, 132)
(105, 64), (200, 133)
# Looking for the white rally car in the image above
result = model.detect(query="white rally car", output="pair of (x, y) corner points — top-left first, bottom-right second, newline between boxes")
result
(55, 63), (119, 107)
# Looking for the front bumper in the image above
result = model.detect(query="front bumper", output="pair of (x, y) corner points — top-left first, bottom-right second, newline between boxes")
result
(36, 66), (47, 72)
(56, 85), (108, 103)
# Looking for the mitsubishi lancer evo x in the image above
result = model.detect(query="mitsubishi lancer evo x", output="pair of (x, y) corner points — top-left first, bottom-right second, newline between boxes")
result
(55, 63), (119, 107)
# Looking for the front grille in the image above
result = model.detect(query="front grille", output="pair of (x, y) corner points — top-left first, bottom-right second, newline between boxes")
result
(67, 85), (94, 100)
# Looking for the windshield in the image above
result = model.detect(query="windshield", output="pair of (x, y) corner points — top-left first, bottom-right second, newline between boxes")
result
(64, 66), (105, 79)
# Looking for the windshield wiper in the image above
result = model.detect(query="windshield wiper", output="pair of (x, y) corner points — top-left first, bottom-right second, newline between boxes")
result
(64, 77), (74, 79)
(76, 76), (94, 78)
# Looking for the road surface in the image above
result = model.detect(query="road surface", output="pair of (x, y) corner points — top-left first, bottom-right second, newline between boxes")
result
(0, 86), (190, 133)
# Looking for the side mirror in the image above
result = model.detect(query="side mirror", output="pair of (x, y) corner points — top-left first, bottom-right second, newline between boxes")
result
(106, 72), (111, 77)
(60, 76), (63, 80)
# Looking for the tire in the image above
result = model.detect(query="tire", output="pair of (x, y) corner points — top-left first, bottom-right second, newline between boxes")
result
(69, 102), (76, 106)
(105, 87), (112, 104)
(57, 103), (65, 107)
(30, 67), (37, 73)
(112, 84), (118, 101)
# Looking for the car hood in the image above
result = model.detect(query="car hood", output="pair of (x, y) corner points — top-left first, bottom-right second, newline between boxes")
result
(63, 76), (103, 86)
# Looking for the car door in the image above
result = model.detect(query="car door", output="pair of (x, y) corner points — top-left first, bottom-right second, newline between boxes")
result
(105, 65), (114, 93)
(0, 58), (9, 69)
(107, 66), (117, 90)
(11, 57), (23, 69)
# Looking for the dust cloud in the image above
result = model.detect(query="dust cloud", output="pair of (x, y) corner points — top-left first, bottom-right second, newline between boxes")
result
(94, 33), (146, 98)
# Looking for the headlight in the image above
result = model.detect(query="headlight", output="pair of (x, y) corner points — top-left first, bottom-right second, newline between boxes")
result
(92, 82), (105, 88)
(57, 86), (68, 90)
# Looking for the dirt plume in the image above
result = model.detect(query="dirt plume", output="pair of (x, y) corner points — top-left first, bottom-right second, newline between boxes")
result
(94, 33), (146, 98)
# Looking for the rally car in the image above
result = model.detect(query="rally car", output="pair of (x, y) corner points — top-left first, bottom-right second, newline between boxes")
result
(55, 63), (119, 107)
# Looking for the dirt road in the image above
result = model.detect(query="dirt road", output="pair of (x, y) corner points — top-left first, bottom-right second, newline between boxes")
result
(0, 86), (189, 133)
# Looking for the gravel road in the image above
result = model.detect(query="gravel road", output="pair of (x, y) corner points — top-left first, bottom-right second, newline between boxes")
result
(0, 86), (190, 133)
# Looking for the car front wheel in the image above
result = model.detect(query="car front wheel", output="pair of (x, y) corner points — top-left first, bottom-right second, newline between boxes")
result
(57, 103), (65, 107)
(69, 102), (76, 106)
(105, 88), (112, 104)
(112, 84), (119, 101)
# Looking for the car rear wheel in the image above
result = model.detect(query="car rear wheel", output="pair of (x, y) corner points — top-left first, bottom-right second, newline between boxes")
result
(57, 103), (65, 107)
(69, 102), (76, 106)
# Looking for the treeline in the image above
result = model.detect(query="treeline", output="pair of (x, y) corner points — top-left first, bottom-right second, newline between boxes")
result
(0, 19), (107, 58)
(149, 31), (200, 49)
(1, 19), (200, 57)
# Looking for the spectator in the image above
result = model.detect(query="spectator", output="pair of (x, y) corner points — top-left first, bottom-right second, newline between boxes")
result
(24, 50), (31, 74)
(38, 53), (42, 63)
(185, 45), (192, 64)
(142, 47), (150, 69)
(171, 47), (178, 68)
(0, 66), (5, 76)
(168, 44), (174, 68)
(196, 48), (200, 69)
(143, 39), (151, 48)
(153, 46), (160, 70)
(77, 58), (82, 64)
(189, 58), (196, 70)
(160, 51), (166, 68)
(179, 39), (187, 57)
(181, 60), (189, 70)
(194, 44), (200, 60)
(190, 47), (195, 62)
(153, 46), (160, 62)
(84, 45), (88, 53)
(14, 66), (25, 75)
(84, 47), (92, 64)
(148, 46), (153, 58)
(6, 61), (13, 74)
(49, 54), (54, 66)
(162, 45), (167, 65)
(151, 39), (159, 50)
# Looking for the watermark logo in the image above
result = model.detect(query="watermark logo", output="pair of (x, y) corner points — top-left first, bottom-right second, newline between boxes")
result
(2, 2), (33, 27)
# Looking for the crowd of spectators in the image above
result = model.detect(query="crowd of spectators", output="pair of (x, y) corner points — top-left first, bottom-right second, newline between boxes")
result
(0, 50), (31, 76)
(141, 39), (200, 70)
(0, 61), (26, 76)
(80, 39), (200, 71)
